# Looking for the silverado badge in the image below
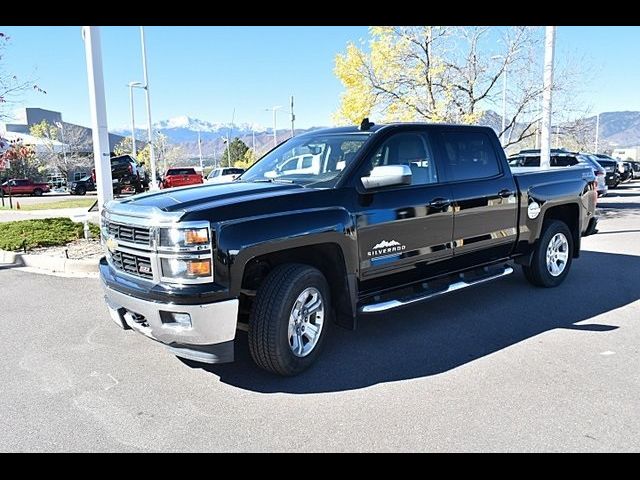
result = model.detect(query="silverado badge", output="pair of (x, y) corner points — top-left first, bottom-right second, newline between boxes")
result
(367, 240), (407, 257)
(105, 236), (119, 253)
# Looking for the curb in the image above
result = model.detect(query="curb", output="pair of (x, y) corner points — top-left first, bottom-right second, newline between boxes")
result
(0, 248), (99, 276)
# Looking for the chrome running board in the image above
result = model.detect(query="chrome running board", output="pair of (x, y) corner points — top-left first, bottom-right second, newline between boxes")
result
(359, 265), (513, 314)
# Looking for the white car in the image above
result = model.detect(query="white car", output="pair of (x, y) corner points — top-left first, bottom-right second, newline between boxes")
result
(206, 167), (245, 184)
(265, 154), (322, 178)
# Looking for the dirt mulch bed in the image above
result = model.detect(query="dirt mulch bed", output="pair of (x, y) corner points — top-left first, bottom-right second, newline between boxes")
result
(30, 238), (104, 260)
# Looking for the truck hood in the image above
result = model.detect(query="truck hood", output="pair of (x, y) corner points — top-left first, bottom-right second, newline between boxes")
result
(108, 181), (307, 217)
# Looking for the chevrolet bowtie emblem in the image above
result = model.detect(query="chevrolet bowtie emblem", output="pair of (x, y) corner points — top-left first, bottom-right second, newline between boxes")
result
(105, 236), (118, 253)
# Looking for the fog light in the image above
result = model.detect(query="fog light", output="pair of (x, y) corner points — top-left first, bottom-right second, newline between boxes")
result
(161, 311), (192, 327)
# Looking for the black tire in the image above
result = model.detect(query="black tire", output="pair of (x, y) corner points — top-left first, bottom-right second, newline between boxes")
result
(76, 186), (86, 196)
(522, 219), (573, 288)
(33, 188), (43, 196)
(113, 186), (122, 196)
(248, 263), (331, 376)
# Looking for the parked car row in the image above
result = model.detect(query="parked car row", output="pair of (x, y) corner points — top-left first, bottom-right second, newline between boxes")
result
(507, 148), (639, 197)
(158, 166), (246, 190)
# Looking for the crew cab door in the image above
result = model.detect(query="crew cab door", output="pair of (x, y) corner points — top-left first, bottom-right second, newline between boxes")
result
(438, 129), (518, 263)
(354, 130), (454, 279)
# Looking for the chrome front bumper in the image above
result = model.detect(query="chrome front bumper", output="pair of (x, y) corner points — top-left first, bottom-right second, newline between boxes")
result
(103, 283), (238, 363)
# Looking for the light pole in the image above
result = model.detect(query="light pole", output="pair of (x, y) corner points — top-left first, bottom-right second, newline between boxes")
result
(197, 129), (203, 171)
(127, 81), (144, 158)
(265, 106), (282, 147)
(81, 26), (112, 212)
(252, 127), (256, 152)
(595, 113), (600, 153)
(290, 95), (295, 139)
(139, 26), (158, 190)
(539, 26), (556, 170)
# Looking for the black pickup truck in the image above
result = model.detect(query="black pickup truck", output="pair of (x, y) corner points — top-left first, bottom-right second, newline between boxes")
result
(100, 122), (598, 376)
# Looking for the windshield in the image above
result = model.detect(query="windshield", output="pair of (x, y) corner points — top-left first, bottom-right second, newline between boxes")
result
(239, 132), (371, 187)
(80, 176), (91, 182)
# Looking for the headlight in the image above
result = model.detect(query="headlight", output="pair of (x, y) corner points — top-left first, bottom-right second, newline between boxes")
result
(159, 227), (209, 248)
(161, 258), (211, 280)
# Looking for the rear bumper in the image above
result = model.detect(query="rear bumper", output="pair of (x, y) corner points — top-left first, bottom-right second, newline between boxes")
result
(583, 216), (599, 237)
(102, 282), (238, 364)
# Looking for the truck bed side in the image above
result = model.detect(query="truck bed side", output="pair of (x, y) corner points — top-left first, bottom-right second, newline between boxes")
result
(511, 165), (597, 257)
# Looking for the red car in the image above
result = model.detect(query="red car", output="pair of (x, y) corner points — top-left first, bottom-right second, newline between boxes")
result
(161, 168), (203, 189)
(1, 178), (51, 196)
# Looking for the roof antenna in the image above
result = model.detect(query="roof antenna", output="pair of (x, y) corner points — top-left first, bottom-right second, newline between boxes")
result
(359, 117), (374, 131)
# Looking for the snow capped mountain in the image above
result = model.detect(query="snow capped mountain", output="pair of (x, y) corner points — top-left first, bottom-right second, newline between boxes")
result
(114, 116), (271, 143)
(151, 116), (268, 134)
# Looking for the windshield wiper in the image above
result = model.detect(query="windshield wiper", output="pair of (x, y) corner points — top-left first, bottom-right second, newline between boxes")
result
(252, 178), (295, 184)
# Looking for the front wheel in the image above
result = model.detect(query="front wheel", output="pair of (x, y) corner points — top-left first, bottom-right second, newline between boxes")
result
(248, 263), (331, 376)
(76, 186), (86, 196)
(522, 219), (573, 288)
(33, 188), (43, 196)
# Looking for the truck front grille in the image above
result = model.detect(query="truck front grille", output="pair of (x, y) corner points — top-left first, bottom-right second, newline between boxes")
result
(110, 250), (153, 280)
(107, 222), (151, 246)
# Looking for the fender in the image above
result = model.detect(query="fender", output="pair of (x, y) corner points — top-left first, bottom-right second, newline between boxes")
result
(214, 207), (359, 326)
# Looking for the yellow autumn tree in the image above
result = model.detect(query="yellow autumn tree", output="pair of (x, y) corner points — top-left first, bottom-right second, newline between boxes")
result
(333, 26), (585, 149)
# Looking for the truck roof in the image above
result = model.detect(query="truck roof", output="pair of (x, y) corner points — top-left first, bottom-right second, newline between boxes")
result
(296, 122), (496, 137)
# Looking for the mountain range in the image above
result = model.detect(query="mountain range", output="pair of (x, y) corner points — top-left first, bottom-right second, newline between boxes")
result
(113, 111), (640, 161)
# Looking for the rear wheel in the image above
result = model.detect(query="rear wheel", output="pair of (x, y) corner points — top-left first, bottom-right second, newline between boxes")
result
(522, 220), (573, 288)
(76, 186), (86, 196)
(248, 263), (331, 376)
(33, 188), (43, 196)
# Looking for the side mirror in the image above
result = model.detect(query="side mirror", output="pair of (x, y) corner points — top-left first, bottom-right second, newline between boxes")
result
(361, 164), (412, 190)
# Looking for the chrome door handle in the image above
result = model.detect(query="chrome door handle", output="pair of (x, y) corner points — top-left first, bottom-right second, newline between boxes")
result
(428, 198), (451, 209)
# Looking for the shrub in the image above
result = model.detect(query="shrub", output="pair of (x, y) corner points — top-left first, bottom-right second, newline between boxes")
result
(0, 218), (100, 251)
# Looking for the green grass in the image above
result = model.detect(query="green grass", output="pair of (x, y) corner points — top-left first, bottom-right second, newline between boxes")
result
(0, 218), (101, 251)
(0, 198), (96, 211)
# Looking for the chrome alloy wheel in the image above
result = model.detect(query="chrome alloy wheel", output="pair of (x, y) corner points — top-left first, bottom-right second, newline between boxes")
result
(288, 287), (325, 357)
(546, 232), (569, 277)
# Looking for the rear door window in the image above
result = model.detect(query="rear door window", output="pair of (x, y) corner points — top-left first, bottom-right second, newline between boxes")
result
(440, 131), (501, 181)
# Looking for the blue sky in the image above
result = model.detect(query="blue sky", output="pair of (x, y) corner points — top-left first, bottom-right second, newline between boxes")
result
(0, 26), (638, 131)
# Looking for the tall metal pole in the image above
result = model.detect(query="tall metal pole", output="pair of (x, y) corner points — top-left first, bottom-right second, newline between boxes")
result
(539, 26), (556, 170)
(265, 106), (282, 148)
(81, 26), (112, 212)
(290, 95), (295, 139)
(128, 84), (137, 157)
(273, 108), (277, 147)
(140, 26), (157, 190)
(595, 113), (600, 153)
(197, 129), (203, 171)
(501, 68), (507, 147)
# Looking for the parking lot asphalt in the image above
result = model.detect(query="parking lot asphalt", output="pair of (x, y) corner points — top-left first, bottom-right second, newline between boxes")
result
(1, 182), (639, 452)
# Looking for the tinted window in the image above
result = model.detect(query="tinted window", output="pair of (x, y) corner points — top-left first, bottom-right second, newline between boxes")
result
(553, 155), (578, 167)
(522, 156), (540, 167)
(230, 168), (244, 175)
(167, 168), (196, 176)
(301, 156), (313, 168)
(280, 158), (299, 172)
(363, 132), (438, 186)
(441, 132), (501, 181)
